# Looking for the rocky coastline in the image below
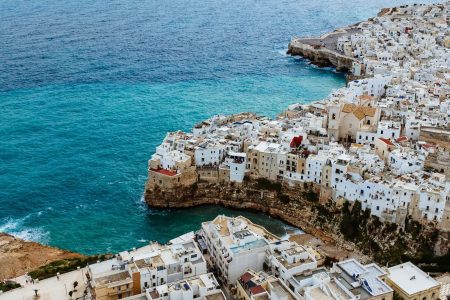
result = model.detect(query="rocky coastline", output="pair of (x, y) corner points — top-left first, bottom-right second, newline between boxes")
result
(145, 179), (449, 268)
(145, 5), (450, 268)
(144, 15), (375, 261)
(287, 34), (356, 73)
(0, 233), (83, 281)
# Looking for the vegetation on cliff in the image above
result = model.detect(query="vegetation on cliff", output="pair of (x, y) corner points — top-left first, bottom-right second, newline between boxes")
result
(29, 254), (113, 280)
(146, 179), (449, 271)
(0, 233), (83, 280)
(0, 281), (21, 292)
(310, 199), (449, 271)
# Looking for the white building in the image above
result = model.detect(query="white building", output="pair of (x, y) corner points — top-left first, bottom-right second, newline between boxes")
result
(201, 215), (280, 285)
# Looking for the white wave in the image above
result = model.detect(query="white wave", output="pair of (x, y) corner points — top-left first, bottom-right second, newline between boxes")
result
(135, 195), (148, 212)
(0, 217), (19, 232)
(0, 216), (50, 244)
(137, 238), (147, 243)
(280, 224), (304, 240)
(277, 49), (288, 57)
(12, 227), (50, 244)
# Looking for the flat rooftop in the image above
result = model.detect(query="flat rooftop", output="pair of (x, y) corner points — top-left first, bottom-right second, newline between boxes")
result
(336, 259), (392, 298)
(230, 238), (268, 254)
(275, 255), (314, 270)
(204, 291), (226, 300)
(269, 279), (296, 300)
(308, 286), (334, 300)
(388, 262), (439, 295)
(95, 270), (131, 285)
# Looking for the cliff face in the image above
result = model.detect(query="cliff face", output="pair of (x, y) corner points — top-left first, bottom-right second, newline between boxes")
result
(145, 181), (449, 265)
(0, 233), (83, 280)
(287, 40), (355, 73)
(145, 181), (332, 240)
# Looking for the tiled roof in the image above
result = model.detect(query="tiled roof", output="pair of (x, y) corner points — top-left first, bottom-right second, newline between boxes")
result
(359, 94), (374, 101)
(290, 136), (303, 148)
(341, 104), (376, 120)
(151, 168), (177, 176)
(249, 285), (266, 295)
(240, 272), (253, 283)
(379, 138), (394, 146)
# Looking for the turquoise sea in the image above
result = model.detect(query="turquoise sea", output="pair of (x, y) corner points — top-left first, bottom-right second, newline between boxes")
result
(0, 0), (438, 254)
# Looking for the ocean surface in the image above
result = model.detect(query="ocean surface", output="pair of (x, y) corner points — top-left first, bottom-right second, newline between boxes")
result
(0, 0), (439, 254)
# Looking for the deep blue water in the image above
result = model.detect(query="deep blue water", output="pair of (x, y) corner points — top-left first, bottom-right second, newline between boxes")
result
(0, 0), (438, 254)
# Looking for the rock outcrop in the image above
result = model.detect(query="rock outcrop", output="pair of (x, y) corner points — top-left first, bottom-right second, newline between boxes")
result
(287, 39), (356, 73)
(0, 233), (83, 280)
(145, 181), (449, 266)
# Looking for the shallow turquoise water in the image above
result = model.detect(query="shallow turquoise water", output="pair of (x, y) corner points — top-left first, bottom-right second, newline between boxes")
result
(0, 74), (343, 253)
(0, 0), (438, 254)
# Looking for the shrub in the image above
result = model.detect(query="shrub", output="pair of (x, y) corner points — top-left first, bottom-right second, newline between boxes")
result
(277, 193), (290, 204)
(0, 282), (20, 292)
(29, 254), (111, 280)
(255, 178), (282, 192)
(303, 189), (319, 203)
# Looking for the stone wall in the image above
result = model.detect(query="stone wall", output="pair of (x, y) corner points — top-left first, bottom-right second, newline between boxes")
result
(146, 166), (197, 192)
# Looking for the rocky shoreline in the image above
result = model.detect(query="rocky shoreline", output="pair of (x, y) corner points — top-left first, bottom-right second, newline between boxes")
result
(144, 13), (378, 262)
(0, 233), (83, 281)
(145, 181), (370, 261)
(287, 33), (357, 74)
(145, 179), (449, 267)
(145, 5), (450, 266)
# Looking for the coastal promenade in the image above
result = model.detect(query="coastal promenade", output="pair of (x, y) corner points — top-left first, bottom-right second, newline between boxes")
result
(0, 268), (88, 300)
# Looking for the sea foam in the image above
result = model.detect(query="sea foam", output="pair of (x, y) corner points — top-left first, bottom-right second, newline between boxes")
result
(0, 216), (50, 244)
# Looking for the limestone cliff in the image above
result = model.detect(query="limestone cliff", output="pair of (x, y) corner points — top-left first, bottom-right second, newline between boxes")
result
(287, 39), (356, 73)
(145, 180), (449, 268)
(0, 233), (83, 280)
